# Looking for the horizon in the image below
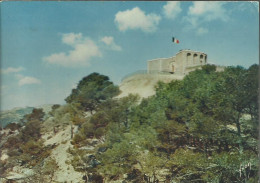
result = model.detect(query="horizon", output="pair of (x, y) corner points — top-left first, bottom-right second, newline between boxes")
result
(1, 1), (259, 111)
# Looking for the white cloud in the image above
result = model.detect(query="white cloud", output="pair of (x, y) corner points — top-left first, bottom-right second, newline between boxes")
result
(101, 36), (122, 51)
(188, 2), (228, 23)
(43, 33), (102, 67)
(234, 2), (259, 13)
(1, 67), (24, 74)
(185, 2), (228, 33)
(101, 36), (114, 45)
(62, 33), (83, 46)
(16, 74), (41, 86)
(115, 7), (161, 33)
(163, 1), (182, 19)
(197, 27), (209, 35)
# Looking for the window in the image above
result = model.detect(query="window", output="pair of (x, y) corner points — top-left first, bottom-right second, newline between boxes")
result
(193, 54), (198, 64)
(187, 53), (192, 64)
(200, 55), (204, 64)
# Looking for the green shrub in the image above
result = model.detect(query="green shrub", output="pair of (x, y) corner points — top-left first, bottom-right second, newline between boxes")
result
(21, 140), (44, 156)
(4, 135), (22, 149)
(80, 122), (95, 138)
(71, 134), (85, 146)
(94, 127), (106, 138)
(5, 123), (21, 131)
(21, 120), (42, 141)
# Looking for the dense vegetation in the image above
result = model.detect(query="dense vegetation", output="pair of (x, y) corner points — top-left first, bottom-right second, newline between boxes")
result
(67, 65), (259, 182)
(0, 65), (258, 182)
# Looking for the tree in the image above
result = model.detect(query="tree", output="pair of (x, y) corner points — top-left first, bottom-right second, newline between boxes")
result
(138, 151), (167, 182)
(98, 140), (137, 179)
(21, 108), (45, 124)
(65, 65), (258, 182)
(169, 148), (208, 182)
(65, 72), (120, 113)
(21, 120), (42, 141)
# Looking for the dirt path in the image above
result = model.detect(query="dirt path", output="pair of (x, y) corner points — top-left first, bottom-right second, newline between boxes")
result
(43, 125), (85, 183)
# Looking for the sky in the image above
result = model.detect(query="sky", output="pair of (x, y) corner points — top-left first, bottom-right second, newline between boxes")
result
(0, 1), (259, 111)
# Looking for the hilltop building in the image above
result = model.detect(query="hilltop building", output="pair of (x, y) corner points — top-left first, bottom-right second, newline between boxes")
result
(147, 49), (207, 75)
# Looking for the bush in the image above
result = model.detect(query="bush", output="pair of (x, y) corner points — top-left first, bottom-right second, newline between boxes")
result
(5, 123), (21, 131)
(21, 140), (43, 155)
(80, 122), (95, 138)
(18, 140), (50, 167)
(94, 127), (106, 139)
(0, 161), (7, 176)
(88, 173), (104, 183)
(7, 148), (22, 157)
(71, 134), (85, 146)
(72, 115), (85, 126)
(202, 64), (217, 73)
(21, 120), (42, 141)
(4, 135), (22, 149)
(42, 157), (59, 181)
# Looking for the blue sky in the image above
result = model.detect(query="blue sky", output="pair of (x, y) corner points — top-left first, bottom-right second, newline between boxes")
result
(1, 1), (259, 110)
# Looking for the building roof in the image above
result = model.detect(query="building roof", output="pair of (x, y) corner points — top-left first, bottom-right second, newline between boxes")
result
(177, 49), (207, 55)
(147, 56), (175, 62)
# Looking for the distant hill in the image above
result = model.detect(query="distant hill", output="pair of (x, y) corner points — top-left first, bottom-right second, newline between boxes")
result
(0, 107), (34, 128)
(0, 104), (54, 128)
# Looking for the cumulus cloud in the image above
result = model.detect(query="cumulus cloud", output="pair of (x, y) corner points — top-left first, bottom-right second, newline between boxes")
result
(101, 36), (122, 51)
(185, 2), (228, 34)
(163, 1), (182, 19)
(188, 2), (228, 22)
(115, 7), (161, 33)
(1, 67), (24, 74)
(43, 33), (102, 67)
(16, 74), (41, 86)
(62, 33), (83, 45)
(233, 2), (259, 13)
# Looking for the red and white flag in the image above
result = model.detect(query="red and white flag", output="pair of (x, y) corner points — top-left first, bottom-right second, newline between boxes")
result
(172, 37), (179, 44)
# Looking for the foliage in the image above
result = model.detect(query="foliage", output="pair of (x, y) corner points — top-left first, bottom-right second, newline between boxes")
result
(66, 65), (259, 182)
(42, 157), (59, 181)
(65, 72), (120, 113)
(3, 66), (257, 182)
(4, 122), (21, 131)
(95, 65), (258, 181)
(2, 107), (51, 174)
(98, 140), (138, 177)
(21, 108), (45, 124)
(21, 119), (42, 142)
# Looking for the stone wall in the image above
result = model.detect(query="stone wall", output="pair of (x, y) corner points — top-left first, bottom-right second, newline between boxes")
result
(160, 57), (174, 73)
(147, 59), (162, 74)
(147, 50), (208, 75)
(147, 57), (175, 73)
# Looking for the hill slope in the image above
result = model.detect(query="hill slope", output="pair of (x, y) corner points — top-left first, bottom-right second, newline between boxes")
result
(118, 73), (184, 98)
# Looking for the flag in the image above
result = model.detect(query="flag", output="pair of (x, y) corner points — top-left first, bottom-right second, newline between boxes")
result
(172, 37), (179, 44)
